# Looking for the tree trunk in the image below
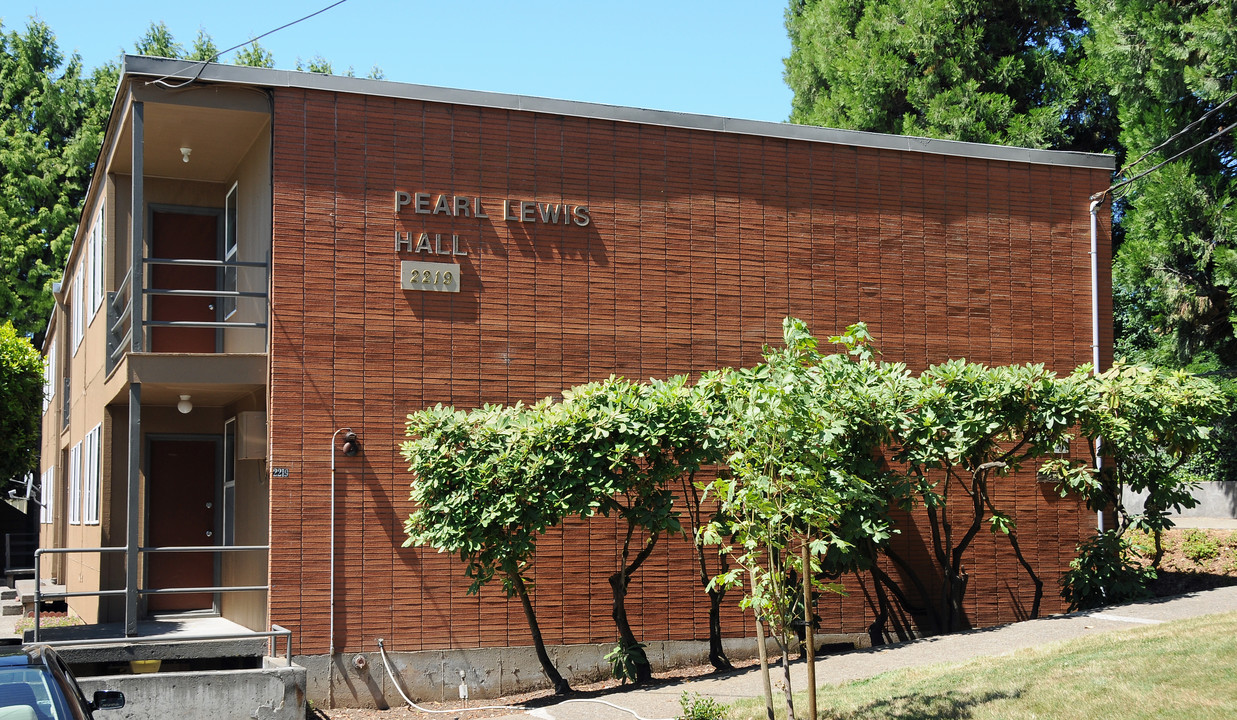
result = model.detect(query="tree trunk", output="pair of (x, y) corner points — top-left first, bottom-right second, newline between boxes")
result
(755, 616), (775, 720)
(779, 636), (798, 720)
(607, 523), (659, 684)
(706, 585), (732, 670)
(511, 573), (570, 695)
(683, 474), (733, 670)
(608, 568), (653, 683)
(801, 541), (816, 720)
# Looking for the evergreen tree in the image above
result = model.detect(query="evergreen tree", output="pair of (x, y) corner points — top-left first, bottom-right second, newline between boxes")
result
(0, 19), (109, 344)
(783, 0), (1118, 152)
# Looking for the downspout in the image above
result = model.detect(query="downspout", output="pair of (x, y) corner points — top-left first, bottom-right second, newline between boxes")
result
(1089, 195), (1105, 532)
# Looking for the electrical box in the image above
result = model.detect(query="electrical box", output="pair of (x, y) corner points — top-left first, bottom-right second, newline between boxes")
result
(236, 411), (267, 460)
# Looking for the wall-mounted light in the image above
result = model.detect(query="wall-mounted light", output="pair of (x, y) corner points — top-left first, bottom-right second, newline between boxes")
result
(177, 394), (193, 414)
(341, 432), (360, 457)
(180, 147), (192, 163)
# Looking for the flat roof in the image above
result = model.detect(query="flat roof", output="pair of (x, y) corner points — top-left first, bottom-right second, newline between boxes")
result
(123, 54), (1115, 171)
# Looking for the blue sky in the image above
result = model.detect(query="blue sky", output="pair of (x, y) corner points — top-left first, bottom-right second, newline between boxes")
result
(4, 1), (796, 123)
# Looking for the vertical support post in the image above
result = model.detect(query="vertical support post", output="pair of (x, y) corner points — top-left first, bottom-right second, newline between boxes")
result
(130, 101), (144, 354)
(32, 551), (41, 642)
(125, 382), (141, 636)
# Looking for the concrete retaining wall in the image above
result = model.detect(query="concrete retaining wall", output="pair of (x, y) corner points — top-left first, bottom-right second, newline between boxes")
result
(1123, 481), (1237, 519)
(78, 658), (306, 720)
(301, 634), (868, 708)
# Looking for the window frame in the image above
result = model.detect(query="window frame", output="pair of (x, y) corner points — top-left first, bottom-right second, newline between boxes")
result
(71, 269), (83, 354)
(223, 183), (239, 319)
(83, 424), (101, 525)
(40, 466), (54, 525)
(88, 201), (105, 320)
(68, 441), (82, 526)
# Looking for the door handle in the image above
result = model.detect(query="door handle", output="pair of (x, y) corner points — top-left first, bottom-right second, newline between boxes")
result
(205, 531), (213, 538)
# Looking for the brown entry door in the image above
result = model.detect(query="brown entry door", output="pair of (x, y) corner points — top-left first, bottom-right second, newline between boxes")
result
(147, 439), (218, 612)
(150, 210), (219, 353)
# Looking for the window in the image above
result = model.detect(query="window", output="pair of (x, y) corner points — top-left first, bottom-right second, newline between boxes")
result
(88, 201), (105, 319)
(40, 467), (54, 525)
(43, 338), (56, 412)
(71, 269), (83, 354)
(83, 424), (101, 525)
(68, 442), (82, 525)
(223, 183), (238, 318)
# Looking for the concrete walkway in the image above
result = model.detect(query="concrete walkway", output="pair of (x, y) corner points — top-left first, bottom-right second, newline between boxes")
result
(484, 585), (1237, 720)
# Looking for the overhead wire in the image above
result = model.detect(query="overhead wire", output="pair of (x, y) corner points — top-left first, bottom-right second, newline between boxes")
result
(144, 0), (351, 89)
(1114, 87), (1237, 179)
(1092, 88), (1237, 203)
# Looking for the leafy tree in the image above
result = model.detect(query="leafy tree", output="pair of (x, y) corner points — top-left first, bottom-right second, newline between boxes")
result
(1049, 363), (1226, 609)
(528, 376), (724, 684)
(402, 403), (573, 694)
(0, 19), (110, 344)
(783, 0), (1117, 151)
(886, 361), (1091, 633)
(704, 319), (885, 720)
(0, 321), (43, 486)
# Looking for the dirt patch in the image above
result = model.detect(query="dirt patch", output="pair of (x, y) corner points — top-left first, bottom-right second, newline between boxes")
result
(1131, 527), (1237, 597)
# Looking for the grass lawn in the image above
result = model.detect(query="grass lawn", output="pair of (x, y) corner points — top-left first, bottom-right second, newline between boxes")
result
(731, 611), (1237, 720)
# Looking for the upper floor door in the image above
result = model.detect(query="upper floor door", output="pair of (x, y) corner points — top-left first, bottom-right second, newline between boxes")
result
(150, 209), (220, 353)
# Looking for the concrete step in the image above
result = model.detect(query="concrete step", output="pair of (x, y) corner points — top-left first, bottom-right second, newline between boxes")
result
(15, 578), (66, 606)
(0, 588), (16, 601)
(0, 600), (21, 617)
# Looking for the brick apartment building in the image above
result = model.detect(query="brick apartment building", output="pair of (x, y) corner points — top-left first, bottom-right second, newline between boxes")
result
(39, 55), (1114, 704)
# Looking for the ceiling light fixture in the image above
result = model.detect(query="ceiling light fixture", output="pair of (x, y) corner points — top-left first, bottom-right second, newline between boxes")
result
(180, 147), (192, 163)
(177, 394), (193, 414)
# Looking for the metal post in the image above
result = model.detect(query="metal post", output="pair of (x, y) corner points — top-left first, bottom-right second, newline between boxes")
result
(33, 551), (41, 642)
(130, 100), (144, 354)
(125, 382), (141, 636)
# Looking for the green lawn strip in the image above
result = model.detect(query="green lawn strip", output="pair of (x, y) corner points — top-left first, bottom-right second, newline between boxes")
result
(730, 612), (1237, 720)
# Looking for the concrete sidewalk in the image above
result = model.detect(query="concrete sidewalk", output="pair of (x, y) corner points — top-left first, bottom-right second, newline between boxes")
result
(488, 585), (1237, 720)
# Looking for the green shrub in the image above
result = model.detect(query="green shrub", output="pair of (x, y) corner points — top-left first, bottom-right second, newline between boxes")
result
(1061, 531), (1156, 611)
(1181, 529), (1221, 563)
(605, 640), (649, 684)
(678, 691), (729, 720)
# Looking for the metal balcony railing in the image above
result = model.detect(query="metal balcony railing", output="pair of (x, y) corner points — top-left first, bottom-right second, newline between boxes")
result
(105, 256), (269, 373)
(31, 545), (278, 659)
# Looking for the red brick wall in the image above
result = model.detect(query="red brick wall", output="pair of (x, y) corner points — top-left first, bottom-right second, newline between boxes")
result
(268, 87), (1113, 655)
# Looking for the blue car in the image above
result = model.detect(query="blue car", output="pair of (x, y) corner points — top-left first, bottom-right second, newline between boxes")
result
(0, 645), (124, 720)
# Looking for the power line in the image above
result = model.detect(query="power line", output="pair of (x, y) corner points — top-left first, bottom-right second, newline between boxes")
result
(1092, 93), (1237, 203)
(1115, 88), (1237, 179)
(144, 0), (352, 90)
(1106, 119), (1237, 200)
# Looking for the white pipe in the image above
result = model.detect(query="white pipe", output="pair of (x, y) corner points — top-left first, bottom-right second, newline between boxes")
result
(330, 426), (351, 701)
(1089, 197), (1105, 533)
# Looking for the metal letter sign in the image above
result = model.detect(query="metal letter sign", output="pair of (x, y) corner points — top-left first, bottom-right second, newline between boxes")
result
(401, 260), (461, 292)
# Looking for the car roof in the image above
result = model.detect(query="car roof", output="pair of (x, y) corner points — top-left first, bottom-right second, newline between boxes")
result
(0, 645), (53, 668)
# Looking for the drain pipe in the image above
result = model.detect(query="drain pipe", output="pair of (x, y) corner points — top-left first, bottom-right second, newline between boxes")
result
(329, 426), (353, 706)
(1089, 195), (1105, 532)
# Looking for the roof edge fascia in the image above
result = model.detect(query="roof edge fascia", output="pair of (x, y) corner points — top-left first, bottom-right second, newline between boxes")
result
(121, 55), (1116, 172)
